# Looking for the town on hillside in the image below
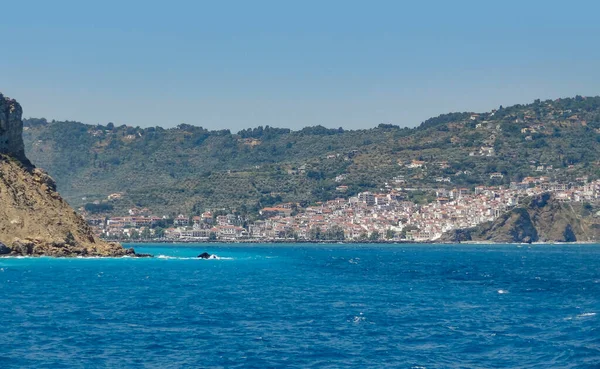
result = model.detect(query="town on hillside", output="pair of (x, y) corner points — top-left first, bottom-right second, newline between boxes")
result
(85, 176), (600, 242)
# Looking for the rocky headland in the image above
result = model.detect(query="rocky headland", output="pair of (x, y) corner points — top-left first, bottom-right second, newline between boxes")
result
(0, 93), (148, 257)
(441, 193), (600, 243)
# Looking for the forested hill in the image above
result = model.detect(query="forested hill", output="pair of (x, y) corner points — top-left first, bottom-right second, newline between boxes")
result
(22, 96), (600, 215)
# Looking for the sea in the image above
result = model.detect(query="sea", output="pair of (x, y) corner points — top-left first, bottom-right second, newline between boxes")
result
(0, 243), (599, 368)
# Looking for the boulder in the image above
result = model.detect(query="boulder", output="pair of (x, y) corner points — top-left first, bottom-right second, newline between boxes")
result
(0, 242), (10, 255)
(197, 252), (212, 259)
(11, 239), (34, 255)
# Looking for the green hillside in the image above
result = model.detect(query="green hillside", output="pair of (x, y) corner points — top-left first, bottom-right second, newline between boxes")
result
(22, 96), (600, 215)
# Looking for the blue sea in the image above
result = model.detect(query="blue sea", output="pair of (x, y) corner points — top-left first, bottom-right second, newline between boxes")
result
(1, 244), (599, 368)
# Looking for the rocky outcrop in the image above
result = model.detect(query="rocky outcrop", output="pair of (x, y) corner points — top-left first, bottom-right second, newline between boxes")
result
(0, 93), (147, 257)
(0, 241), (10, 255)
(0, 94), (29, 165)
(441, 193), (600, 243)
(198, 252), (219, 259)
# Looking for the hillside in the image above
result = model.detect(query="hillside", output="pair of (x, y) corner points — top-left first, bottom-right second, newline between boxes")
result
(22, 96), (600, 216)
(441, 193), (600, 243)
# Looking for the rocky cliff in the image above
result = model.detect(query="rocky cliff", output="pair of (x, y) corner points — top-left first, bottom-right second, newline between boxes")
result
(442, 193), (600, 243)
(0, 95), (29, 164)
(0, 93), (143, 257)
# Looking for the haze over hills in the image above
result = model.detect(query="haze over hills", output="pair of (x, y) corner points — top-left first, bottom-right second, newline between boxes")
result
(22, 96), (600, 216)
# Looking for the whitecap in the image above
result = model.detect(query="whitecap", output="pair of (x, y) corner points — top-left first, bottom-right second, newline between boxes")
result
(497, 289), (508, 294)
(156, 255), (233, 260)
(577, 312), (596, 318)
(201, 255), (233, 260)
(351, 312), (366, 323)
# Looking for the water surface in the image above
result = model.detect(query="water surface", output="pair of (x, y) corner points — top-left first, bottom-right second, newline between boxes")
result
(1, 243), (599, 368)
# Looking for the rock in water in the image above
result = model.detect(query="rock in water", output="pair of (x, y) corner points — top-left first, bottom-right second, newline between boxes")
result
(198, 252), (212, 259)
(0, 93), (145, 257)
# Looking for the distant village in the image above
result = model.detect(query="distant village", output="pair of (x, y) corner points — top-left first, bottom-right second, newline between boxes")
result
(85, 176), (600, 242)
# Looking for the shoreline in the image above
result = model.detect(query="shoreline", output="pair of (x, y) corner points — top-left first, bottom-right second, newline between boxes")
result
(2, 242), (598, 259)
(115, 239), (600, 245)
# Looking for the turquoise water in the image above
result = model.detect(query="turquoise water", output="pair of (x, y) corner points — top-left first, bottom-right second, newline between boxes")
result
(1, 243), (599, 368)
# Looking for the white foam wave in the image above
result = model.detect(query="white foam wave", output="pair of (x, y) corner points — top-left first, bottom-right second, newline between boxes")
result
(497, 289), (509, 294)
(156, 255), (232, 260)
(351, 312), (366, 323)
(577, 312), (596, 318)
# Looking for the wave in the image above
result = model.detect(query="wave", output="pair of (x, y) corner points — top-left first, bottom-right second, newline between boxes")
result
(350, 312), (366, 324)
(565, 312), (596, 321)
(577, 312), (596, 318)
(156, 255), (233, 260)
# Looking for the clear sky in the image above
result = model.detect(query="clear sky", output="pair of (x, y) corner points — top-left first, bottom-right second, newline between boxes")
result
(2, 0), (600, 131)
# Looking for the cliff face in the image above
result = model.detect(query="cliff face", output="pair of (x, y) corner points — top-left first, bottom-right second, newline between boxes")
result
(442, 193), (600, 243)
(0, 94), (29, 164)
(0, 93), (138, 257)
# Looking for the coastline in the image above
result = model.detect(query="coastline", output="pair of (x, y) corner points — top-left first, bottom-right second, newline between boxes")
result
(2, 241), (598, 259)
(114, 239), (600, 245)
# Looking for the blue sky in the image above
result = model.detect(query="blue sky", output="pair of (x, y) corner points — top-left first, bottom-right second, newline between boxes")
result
(2, 0), (600, 131)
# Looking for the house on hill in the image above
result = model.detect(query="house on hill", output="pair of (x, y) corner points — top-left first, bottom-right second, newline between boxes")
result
(406, 160), (426, 169)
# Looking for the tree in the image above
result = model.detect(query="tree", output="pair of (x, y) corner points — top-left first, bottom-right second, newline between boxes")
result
(154, 227), (165, 238)
(141, 228), (152, 239)
(324, 225), (345, 240)
(369, 231), (380, 241)
(309, 227), (322, 240)
(130, 230), (140, 240)
(385, 229), (395, 240)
